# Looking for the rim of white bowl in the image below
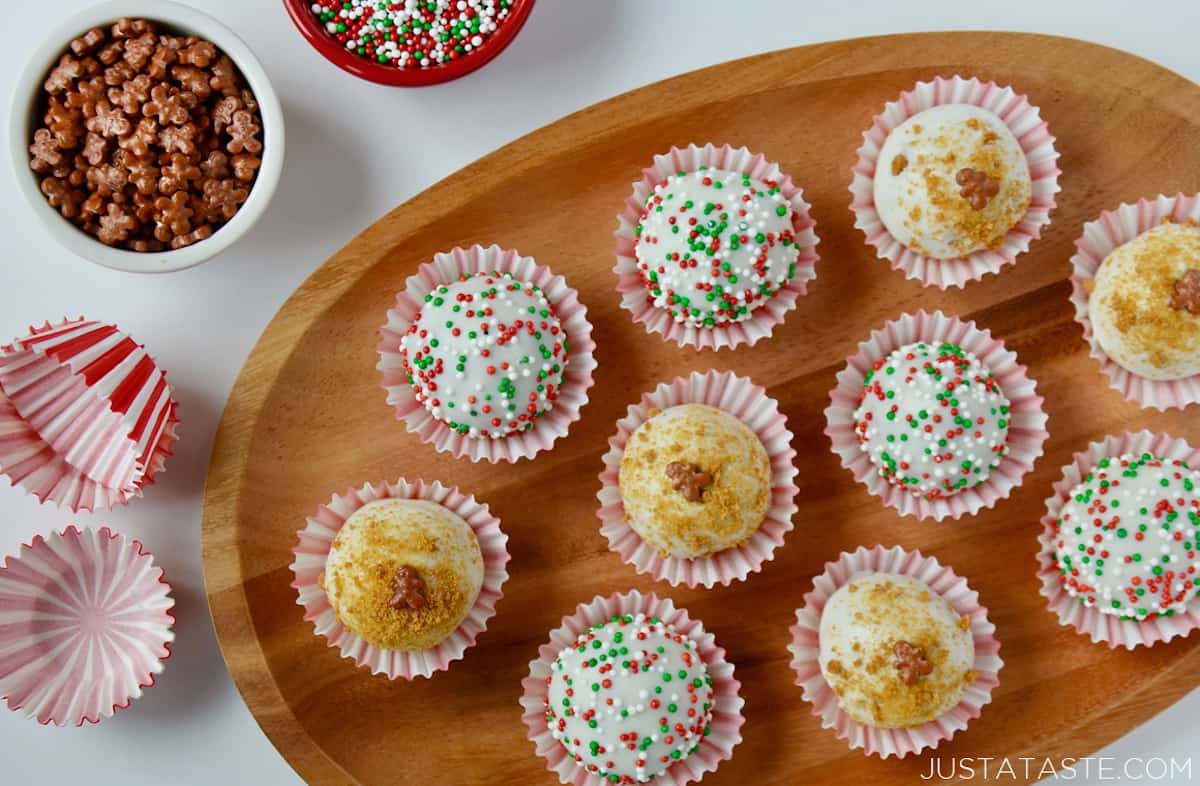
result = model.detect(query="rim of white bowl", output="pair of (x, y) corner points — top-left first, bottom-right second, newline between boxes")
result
(8, 0), (285, 274)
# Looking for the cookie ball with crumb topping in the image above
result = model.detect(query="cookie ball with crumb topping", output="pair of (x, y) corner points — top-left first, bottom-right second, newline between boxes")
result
(1090, 221), (1200, 380)
(618, 403), (770, 559)
(873, 104), (1031, 260)
(320, 497), (483, 651)
(818, 573), (975, 728)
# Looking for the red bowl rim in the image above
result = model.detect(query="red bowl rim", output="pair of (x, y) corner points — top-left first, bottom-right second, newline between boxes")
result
(281, 0), (535, 87)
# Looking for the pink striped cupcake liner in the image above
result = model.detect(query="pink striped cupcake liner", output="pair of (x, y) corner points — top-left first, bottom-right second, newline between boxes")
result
(0, 525), (175, 726)
(1036, 431), (1200, 648)
(520, 590), (744, 785)
(378, 245), (597, 463)
(850, 75), (1061, 288)
(826, 310), (1048, 521)
(0, 318), (179, 512)
(613, 143), (820, 350)
(1069, 194), (1200, 410)
(290, 477), (510, 679)
(788, 544), (1002, 758)
(596, 370), (798, 588)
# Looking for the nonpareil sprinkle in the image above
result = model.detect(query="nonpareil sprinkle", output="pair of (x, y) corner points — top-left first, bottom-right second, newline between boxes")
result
(309, 0), (512, 69)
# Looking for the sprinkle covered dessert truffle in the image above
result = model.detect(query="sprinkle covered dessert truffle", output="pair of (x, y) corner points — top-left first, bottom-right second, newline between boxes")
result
(545, 613), (714, 784)
(399, 270), (567, 439)
(618, 404), (771, 558)
(320, 497), (483, 651)
(873, 104), (1032, 259)
(309, 0), (512, 69)
(818, 573), (975, 728)
(1052, 453), (1200, 620)
(1089, 222), (1200, 381)
(635, 167), (800, 328)
(853, 342), (1010, 501)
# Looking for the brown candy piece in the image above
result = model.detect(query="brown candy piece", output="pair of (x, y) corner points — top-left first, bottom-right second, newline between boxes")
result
(158, 123), (197, 156)
(118, 117), (159, 159)
(107, 72), (152, 114)
(97, 202), (137, 245)
(111, 18), (152, 40)
(97, 40), (125, 66)
(170, 223), (213, 249)
(664, 461), (714, 503)
(29, 128), (64, 173)
(86, 163), (128, 196)
(200, 150), (231, 180)
(212, 95), (242, 134)
(69, 28), (106, 57)
(202, 177), (248, 221)
(892, 640), (933, 686)
(172, 64), (212, 99)
(123, 32), (158, 71)
(231, 154), (261, 183)
(159, 153), (201, 193)
(153, 191), (194, 242)
(226, 110), (262, 155)
(144, 84), (190, 126)
(955, 167), (1000, 210)
(80, 132), (108, 166)
(44, 54), (83, 93)
(40, 178), (84, 219)
(85, 100), (130, 138)
(209, 56), (241, 97)
(1169, 269), (1200, 315)
(179, 40), (216, 68)
(45, 98), (82, 149)
(388, 566), (427, 610)
(66, 77), (107, 118)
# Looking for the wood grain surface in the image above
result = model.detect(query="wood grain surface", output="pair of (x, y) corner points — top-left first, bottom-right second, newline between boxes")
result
(201, 32), (1200, 785)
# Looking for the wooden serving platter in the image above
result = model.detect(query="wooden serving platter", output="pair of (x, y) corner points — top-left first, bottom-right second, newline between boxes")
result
(202, 32), (1200, 785)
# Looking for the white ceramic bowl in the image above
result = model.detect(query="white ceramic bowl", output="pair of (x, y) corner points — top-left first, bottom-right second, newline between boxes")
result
(8, 0), (285, 274)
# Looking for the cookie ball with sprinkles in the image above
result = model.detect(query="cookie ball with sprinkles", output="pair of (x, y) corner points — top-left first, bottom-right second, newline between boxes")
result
(619, 404), (771, 559)
(818, 573), (976, 728)
(873, 104), (1032, 260)
(545, 613), (714, 784)
(853, 342), (1010, 500)
(634, 166), (800, 329)
(1052, 452), (1200, 620)
(320, 498), (484, 651)
(399, 271), (567, 439)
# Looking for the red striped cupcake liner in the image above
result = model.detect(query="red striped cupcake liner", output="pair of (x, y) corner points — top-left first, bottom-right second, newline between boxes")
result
(788, 544), (1002, 758)
(825, 310), (1048, 521)
(0, 318), (179, 512)
(1037, 431), (1200, 648)
(596, 370), (798, 588)
(0, 525), (174, 726)
(290, 477), (510, 679)
(520, 590), (744, 785)
(1069, 193), (1200, 410)
(849, 75), (1061, 289)
(377, 245), (597, 463)
(614, 143), (820, 350)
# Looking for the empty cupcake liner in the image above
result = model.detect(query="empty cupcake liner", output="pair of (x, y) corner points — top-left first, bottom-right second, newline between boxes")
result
(787, 544), (1002, 758)
(825, 310), (1049, 521)
(0, 525), (175, 726)
(613, 143), (820, 350)
(1036, 430), (1200, 648)
(520, 590), (744, 786)
(849, 75), (1061, 289)
(1069, 193), (1200, 410)
(0, 318), (179, 512)
(378, 245), (597, 463)
(290, 477), (510, 679)
(596, 370), (798, 588)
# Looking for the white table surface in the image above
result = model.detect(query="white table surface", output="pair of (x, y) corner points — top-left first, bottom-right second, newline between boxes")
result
(2, 1), (1198, 784)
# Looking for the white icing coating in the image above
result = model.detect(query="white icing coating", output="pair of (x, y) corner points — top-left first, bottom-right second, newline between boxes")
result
(1054, 453), (1200, 620)
(545, 614), (714, 783)
(399, 271), (567, 439)
(873, 104), (1031, 259)
(818, 573), (974, 729)
(852, 342), (1010, 500)
(635, 167), (799, 328)
(1090, 222), (1200, 380)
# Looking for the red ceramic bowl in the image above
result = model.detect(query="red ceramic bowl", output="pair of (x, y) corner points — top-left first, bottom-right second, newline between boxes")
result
(282, 0), (535, 87)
